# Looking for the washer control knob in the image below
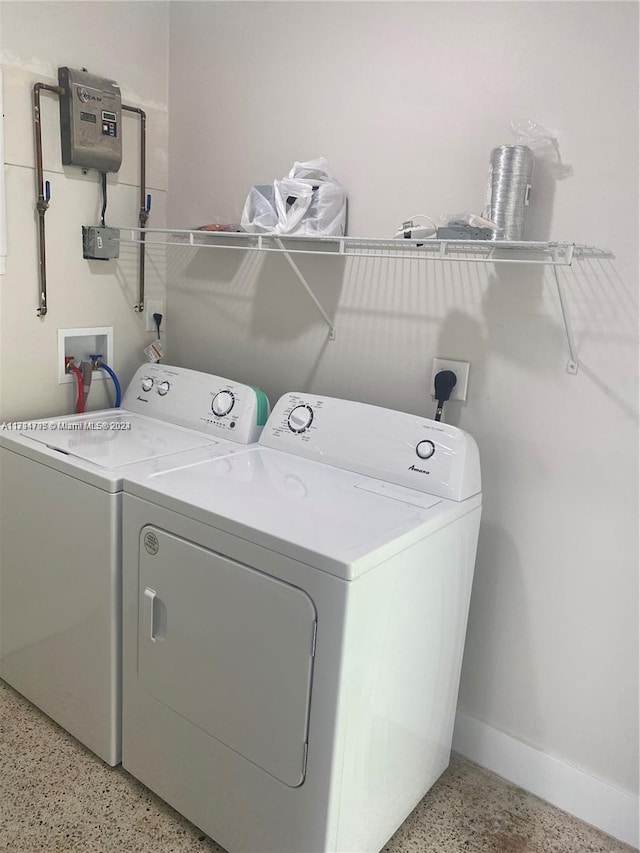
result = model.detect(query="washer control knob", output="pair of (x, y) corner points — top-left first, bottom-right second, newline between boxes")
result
(416, 439), (436, 460)
(157, 381), (170, 396)
(141, 377), (154, 392)
(288, 404), (314, 433)
(212, 390), (235, 417)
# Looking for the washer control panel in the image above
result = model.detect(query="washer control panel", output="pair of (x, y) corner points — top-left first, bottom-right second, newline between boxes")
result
(212, 390), (235, 417)
(122, 365), (270, 444)
(288, 404), (314, 433)
(260, 393), (480, 501)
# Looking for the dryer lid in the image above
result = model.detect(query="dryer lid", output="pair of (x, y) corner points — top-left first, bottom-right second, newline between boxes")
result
(124, 447), (481, 578)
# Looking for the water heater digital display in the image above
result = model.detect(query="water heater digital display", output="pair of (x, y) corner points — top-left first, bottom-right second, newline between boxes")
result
(58, 67), (122, 172)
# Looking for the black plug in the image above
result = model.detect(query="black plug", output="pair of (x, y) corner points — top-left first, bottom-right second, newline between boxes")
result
(153, 312), (163, 339)
(434, 370), (457, 422)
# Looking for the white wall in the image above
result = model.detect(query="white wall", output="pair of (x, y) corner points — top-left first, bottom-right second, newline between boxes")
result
(166, 0), (639, 833)
(0, 1), (169, 419)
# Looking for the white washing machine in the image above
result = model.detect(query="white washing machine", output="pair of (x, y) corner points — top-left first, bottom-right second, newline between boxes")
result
(121, 392), (482, 853)
(0, 363), (269, 765)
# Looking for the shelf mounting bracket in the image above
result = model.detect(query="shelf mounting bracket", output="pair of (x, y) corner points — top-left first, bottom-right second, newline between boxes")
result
(274, 238), (335, 339)
(552, 265), (579, 374)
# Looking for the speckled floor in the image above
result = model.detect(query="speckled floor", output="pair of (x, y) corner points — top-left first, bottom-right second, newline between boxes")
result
(0, 679), (634, 853)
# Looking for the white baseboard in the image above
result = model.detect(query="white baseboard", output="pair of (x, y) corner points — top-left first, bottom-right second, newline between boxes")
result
(452, 711), (639, 849)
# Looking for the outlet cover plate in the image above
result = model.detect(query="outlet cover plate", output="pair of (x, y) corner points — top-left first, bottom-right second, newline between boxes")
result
(431, 358), (470, 402)
(145, 299), (164, 332)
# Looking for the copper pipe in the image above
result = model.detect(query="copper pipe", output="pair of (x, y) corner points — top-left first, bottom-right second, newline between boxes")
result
(122, 104), (147, 312)
(33, 82), (63, 317)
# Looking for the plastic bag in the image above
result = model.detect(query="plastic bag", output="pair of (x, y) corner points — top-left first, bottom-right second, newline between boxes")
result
(240, 185), (279, 234)
(510, 119), (573, 180)
(241, 158), (347, 236)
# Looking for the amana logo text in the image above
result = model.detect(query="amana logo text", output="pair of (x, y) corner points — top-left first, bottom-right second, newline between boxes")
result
(408, 464), (430, 475)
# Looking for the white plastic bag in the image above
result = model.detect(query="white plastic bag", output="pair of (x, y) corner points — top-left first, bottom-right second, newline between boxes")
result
(240, 185), (278, 234)
(510, 119), (573, 179)
(241, 158), (347, 236)
(274, 178), (315, 234)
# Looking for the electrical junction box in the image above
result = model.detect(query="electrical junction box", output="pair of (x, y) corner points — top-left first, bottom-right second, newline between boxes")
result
(82, 225), (120, 260)
(58, 67), (122, 172)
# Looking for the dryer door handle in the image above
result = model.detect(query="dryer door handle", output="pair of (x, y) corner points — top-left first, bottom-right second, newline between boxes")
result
(144, 587), (157, 643)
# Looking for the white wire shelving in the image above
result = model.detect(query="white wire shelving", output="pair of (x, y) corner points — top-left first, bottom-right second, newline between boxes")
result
(116, 227), (614, 373)
(117, 227), (610, 264)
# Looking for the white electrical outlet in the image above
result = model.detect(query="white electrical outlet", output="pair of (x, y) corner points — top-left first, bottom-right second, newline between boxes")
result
(431, 358), (470, 402)
(144, 299), (164, 332)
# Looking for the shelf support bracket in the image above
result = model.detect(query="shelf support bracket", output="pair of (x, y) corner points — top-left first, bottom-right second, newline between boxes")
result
(552, 265), (579, 374)
(275, 238), (335, 339)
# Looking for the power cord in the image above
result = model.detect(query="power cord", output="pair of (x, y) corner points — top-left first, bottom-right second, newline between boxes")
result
(153, 313), (163, 363)
(100, 172), (108, 227)
(153, 312), (163, 339)
(434, 370), (457, 422)
(393, 213), (437, 239)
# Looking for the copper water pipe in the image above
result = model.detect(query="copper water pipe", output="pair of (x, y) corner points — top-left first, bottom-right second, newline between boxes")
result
(121, 104), (148, 313)
(33, 87), (148, 317)
(33, 82), (63, 317)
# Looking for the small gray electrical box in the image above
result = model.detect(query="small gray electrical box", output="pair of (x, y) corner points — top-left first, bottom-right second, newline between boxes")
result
(436, 225), (494, 241)
(58, 67), (122, 172)
(82, 226), (120, 260)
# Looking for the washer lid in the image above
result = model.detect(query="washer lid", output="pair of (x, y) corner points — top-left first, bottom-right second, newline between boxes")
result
(124, 447), (481, 579)
(20, 412), (216, 468)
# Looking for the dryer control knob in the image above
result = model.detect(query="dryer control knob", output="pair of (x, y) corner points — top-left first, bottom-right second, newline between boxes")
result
(141, 377), (154, 392)
(157, 381), (170, 396)
(212, 390), (235, 417)
(288, 404), (314, 433)
(416, 439), (436, 459)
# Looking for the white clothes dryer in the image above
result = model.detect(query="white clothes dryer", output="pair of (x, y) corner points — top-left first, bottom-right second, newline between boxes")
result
(0, 364), (269, 765)
(121, 392), (482, 853)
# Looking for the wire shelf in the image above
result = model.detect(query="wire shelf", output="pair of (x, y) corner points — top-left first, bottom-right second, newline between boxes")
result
(115, 228), (613, 267)
(114, 227), (614, 370)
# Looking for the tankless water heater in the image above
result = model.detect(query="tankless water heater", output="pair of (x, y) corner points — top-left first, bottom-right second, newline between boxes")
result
(58, 67), (122, 172)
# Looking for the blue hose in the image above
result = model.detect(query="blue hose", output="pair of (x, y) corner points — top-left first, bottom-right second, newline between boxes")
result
(100, 362), (122, 408)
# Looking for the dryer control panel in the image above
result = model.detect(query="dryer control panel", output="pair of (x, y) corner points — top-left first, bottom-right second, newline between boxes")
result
(260, 393), (480, 501)
(122, 364), (269, 445)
